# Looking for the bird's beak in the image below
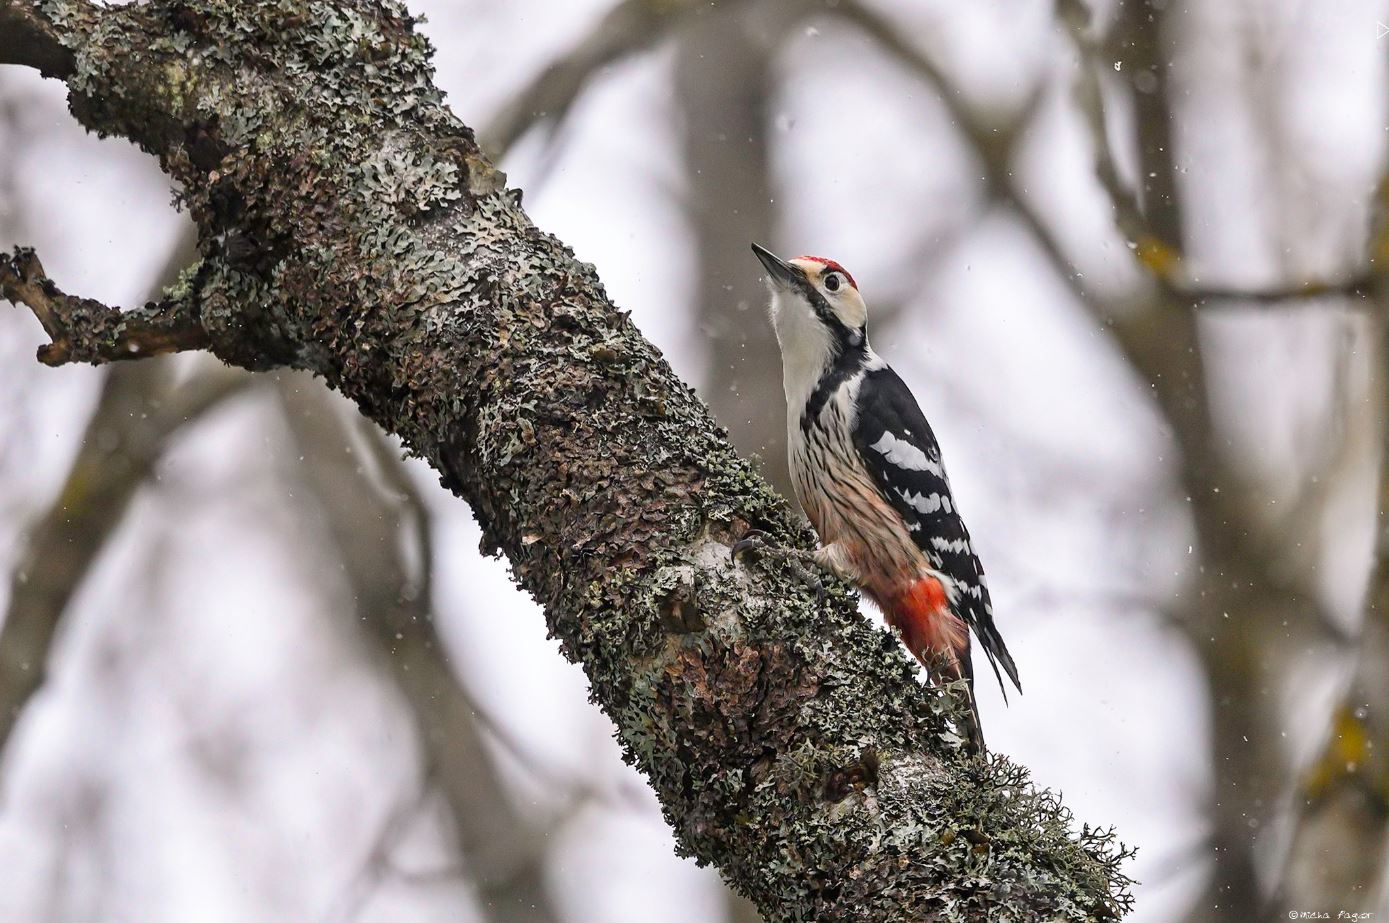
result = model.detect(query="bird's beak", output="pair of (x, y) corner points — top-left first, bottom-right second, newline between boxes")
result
(751, 242), (800, 287)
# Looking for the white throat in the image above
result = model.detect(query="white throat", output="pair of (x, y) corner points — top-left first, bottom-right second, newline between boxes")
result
(768, 288), (835, 413)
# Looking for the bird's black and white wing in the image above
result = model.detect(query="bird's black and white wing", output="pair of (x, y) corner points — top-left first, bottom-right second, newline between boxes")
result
(851, 365), (1021, 696)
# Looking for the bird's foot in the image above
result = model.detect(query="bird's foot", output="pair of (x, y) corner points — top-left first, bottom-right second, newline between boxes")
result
(730, 529), (829, 604)
(729, 528), (773, 564)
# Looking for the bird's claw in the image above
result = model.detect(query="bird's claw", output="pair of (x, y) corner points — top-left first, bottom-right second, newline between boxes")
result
(731, 529), (828, 605)
(730, 529), (770, 564)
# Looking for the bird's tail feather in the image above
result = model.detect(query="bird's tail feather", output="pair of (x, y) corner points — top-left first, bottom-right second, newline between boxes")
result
(881, 577), (990, 755)
(960, 684), (987, 756)
(976, 618), (1021, 701)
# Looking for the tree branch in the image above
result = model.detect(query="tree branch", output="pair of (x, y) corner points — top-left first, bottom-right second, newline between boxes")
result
(829, 0), (1036, 193)
(483, 0), (714, 157)
(0, 1), (76, 77)
(1270, 294), (1389, 915)
(2, 247), (210, 365)
(1058, 0), (1380, 308)
(677, 1), (797, 496)
(0, 1), (1133, 916)
(1056, 0), (1179, 283)
(1057, 3), (1348, 916)
(1182, 275), (1376, 306)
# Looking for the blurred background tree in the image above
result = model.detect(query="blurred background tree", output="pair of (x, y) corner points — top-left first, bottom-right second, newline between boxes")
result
(0, 0), (1385, 920)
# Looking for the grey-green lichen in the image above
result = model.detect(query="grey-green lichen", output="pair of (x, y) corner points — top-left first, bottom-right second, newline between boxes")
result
(20, 0), (1136, 918)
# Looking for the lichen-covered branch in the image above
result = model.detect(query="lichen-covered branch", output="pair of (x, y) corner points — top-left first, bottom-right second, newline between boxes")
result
(0, 1), (1132, 918)
(2, 247), (210, 365)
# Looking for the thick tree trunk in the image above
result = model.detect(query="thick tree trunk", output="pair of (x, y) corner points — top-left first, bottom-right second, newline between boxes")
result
(0, 2), (1132, 919)
(676, 1), (790, 496)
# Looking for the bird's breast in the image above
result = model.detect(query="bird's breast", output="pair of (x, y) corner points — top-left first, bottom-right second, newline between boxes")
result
(789, 410), (925, 597)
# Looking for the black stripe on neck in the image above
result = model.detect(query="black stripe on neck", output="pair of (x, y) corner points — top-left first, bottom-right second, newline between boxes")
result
(800, 337), (868, 433)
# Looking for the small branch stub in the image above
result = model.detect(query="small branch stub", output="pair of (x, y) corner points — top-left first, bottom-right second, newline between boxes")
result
(1, 247), (210, 366)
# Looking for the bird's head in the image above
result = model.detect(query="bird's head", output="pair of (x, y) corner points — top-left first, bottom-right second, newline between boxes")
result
(751, 243), (867, 357)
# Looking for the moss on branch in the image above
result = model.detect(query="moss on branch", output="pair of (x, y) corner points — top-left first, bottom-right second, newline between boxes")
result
(0, 0), (1134, 918)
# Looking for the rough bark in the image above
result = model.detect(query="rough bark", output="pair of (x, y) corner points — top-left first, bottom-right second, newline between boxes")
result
(0, 2), (1133, 919)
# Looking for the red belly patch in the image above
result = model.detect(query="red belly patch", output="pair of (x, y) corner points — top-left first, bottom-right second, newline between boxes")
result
(879, 576), (968, 665)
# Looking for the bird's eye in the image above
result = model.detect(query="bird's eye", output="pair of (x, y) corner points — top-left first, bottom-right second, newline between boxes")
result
(824, 273), (841, 292)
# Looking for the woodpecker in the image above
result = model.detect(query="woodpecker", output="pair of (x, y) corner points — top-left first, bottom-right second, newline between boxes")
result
(739, 242), (1020, 751)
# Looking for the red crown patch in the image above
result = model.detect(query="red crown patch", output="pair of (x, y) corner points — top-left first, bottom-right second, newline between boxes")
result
(796, 256), (857, 290)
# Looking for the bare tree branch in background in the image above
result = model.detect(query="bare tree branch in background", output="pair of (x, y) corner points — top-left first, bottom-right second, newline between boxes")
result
(483, 0), (717, 157)
(276, 375), (562, 923)
(1061, 0), (1374, 307)
(0, 362), (248, 756)
(1064, 2), (1387, 917)
(1271, 279), (1389, 915)
(1274, 422), (1389, 911)
(824, 0), (1058, 291)
(0, 1), (1133, 918)
(1064, 3), (1297, 915)
(832, 0), (1037, 165)
(0, 82), (18, 233)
